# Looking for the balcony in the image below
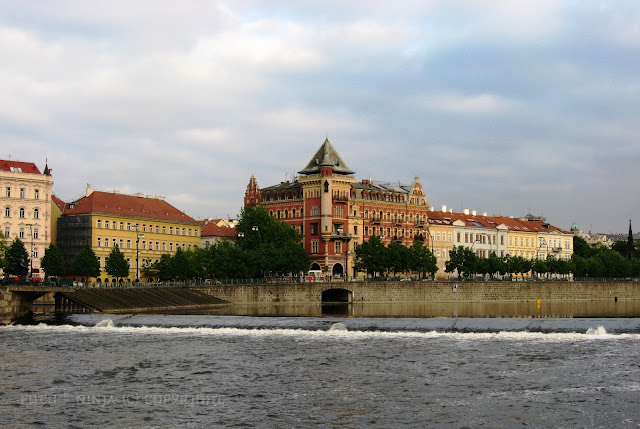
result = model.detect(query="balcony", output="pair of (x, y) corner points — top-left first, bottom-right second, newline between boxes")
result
(552, 247), (562, 253)
(371, 218), (381, 224)
(333, 196), (348, 203)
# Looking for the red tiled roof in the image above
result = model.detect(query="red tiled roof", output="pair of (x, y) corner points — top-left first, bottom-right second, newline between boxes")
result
(51, 195), (68, 212)
(0, 160), (41, 174)
(64, 191), (198, 224)
(199, 220), (236, 238)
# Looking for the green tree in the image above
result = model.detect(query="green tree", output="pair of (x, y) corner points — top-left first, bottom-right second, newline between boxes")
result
(6, 238), (29, 276)
(105, 245), (130, 284)
(72, 243), (100, 280)
(409, 238), (437, 278)
(387, 241), (411, 275)
(353, 236), (389, 278)
(209, 240), (249, 279)
(573, 236), (595, 258)
(445, 246), (478, 279)
(170, 247), (193, 281)
(154, 254), (174, 281)
(236, 205), (310, 277)
(40, 244), (65, 279)
(0, 233), (8, 271)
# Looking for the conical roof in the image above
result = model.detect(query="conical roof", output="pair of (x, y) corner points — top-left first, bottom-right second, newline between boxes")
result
(298, 138), (355, 175)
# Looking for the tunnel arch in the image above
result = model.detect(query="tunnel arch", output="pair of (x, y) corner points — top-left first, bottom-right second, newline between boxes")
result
(321, 288), (353, 303)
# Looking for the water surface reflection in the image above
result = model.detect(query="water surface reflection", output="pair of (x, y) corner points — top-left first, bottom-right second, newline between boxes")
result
(162, 300), (640, 318)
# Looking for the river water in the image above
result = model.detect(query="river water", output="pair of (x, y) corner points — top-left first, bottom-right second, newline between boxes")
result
(1, 311), (640, 428)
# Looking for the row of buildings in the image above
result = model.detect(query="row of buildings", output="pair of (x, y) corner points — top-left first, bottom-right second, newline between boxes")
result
(0, 161), (234, 284)
(2, 139), (574, 283)
(245, 139), (575, 278)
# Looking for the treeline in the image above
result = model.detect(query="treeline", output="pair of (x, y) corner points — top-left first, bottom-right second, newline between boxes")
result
(353, 235), (437, 278)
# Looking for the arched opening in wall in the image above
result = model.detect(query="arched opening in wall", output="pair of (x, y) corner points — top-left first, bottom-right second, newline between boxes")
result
(310, 263), (321, 271)
(321, 288), (353, 303)
(332, 263), (344, 279)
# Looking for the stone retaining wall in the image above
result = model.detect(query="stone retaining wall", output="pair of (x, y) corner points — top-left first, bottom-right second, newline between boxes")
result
(0, 288), (33, 324)
(197, 281), (640, 304)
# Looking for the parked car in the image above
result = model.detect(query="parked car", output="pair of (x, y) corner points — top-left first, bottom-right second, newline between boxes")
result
(400, 277), (413, 282)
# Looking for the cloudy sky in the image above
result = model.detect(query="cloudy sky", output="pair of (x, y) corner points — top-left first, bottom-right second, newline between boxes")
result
(2, 1), (639, 233)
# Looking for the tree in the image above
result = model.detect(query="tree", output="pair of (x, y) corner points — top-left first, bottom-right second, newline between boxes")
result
(387, 241), (411, 275)
(409, 238), (437, 278)
(0, 233), (8, 271)
(105, 245), (130, 284)
(41, 244), (65, 278)
(353, 236), (389, 277)
(573, 236), (595, 258)
(170, 247), (193, 280)
(445, 246), (478, 279)
(5, 238), (29, 276)
(236, 205), (309, 277)
(72, 243), (100, 280)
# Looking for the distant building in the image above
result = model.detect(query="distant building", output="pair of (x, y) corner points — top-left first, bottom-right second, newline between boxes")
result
(56, 185), (200, 284)
(570, 223), (615, 248)
(0, 159), (54, 277)
(199, 219), (237, 247)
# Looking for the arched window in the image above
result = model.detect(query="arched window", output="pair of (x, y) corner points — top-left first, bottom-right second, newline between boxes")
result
(34, 208), (39, 219)
(19, 207), (25, 218)
(4, 206), (10, 217)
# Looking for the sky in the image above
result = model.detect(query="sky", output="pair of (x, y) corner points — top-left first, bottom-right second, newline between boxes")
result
(1, 1), (639, 234)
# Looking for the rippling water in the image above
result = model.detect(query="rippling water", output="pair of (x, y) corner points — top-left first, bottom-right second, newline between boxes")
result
(1, 315), (640, 428)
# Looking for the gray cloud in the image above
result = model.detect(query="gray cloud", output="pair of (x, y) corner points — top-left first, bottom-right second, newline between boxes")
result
(1, 1), (639, 233)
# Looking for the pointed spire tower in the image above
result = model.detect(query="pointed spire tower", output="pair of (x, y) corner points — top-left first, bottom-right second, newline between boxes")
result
(627, 219), (635, 260)
(298, 138), (355, 176)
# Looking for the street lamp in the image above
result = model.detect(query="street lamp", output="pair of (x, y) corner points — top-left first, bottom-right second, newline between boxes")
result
(129, 225), (144, 284)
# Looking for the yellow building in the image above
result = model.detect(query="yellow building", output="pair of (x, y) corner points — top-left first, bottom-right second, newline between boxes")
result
(56, 186), (200, 285)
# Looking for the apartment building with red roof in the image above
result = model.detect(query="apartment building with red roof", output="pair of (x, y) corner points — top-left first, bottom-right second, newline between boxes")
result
(56, 185), (200, 284)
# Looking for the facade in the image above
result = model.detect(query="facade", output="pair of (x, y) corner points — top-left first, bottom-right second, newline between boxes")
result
(0, 160), (54, 278)
(245, 139), (432, 278)
(56, 186), (200, 284)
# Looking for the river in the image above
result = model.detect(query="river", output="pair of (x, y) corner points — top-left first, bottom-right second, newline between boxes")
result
(1, 311), (640, 428)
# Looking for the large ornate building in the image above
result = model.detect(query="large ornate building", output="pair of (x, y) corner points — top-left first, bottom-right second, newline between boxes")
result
(245, 139), (432, 278)
(0, 160), (54, 278)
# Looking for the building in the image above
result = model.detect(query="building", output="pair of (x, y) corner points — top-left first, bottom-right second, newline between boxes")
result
(0, 159), (54, 278)
(56, 185), (200, 284)
(199, 219), (237, 247)
(245, 138), (432, 278)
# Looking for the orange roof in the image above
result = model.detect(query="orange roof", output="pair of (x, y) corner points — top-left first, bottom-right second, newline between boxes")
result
(52, 195), (67, 212)
(64, 191), (198, 224)
(199, 220), (237, 238)
(0, 160), (41, 174)
(428, 209), (568, 233)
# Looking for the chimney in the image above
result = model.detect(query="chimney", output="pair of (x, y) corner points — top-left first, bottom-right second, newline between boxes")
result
(441, 205), (447, 213)
(463, 209), (470, 215)
(472, 210), (477, 216)
(86, 183), (94, 197)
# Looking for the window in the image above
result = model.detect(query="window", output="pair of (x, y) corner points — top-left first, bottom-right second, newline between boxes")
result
(34, 208), (39, 219)
(170, 227), (174, 234)
(20, 188), (25, 199)
(354, 226), (358, 235)
(34, 189), (39, 200)
(448, 233), (452, 242)
(32, 248), (38, 259)
(156, 226), (160, 233)
(143, 224), (147, 232)
(436, 232), (441, 241)
(142, 241), (146, 250)
(5, 187), (10, 197)
(170, 243), (174, 251)
(33, 228), (39, 239)
(311, 223), (319, 235)
(97, 220), (102, 228)
(120, 222), (124, 230)
(127, 239), (131, 249)
(119, 239), (124, 248)
(4, 206), (10, 217)
(162, 242), (166, 251)
(19, 207), (25, 218)
(311, 240), (319, 253)
(97, 257), (102, 268)
(97, 237), (102, 247)
(105, 221), (109, 229)
(19, 228), (25, 239)
(162, 226), (166, 234)
(311, 206), (319, 216)
(182, 228), (186, 235)
(335, 241), (342, 254)
(4, 227), (9, 237)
